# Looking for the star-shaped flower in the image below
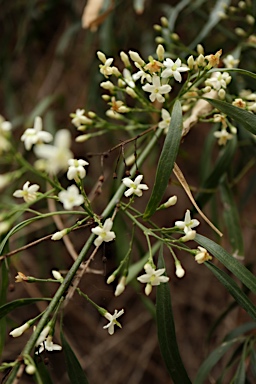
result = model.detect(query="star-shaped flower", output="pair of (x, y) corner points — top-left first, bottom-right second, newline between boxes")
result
(137, 263), (169, 295)
(91, 218), (116, 247)
(161, 58), (189, 82)
(205, 72), (231, 91)
(13, 181), (40, 203)
(21, 116), (53, 151)
(214, 128), (234, 146)
(175, 210), (200, 234)
(122, 174), (149, 197)
(103, 309), (124, 335)
(34, 129), (73, 175)
(58, 185), (84, 210)
(158, 108), (171, 133)
(67, 159), (89, 181)
(70, 109), (93, 128)
(142, 75), (172, 103)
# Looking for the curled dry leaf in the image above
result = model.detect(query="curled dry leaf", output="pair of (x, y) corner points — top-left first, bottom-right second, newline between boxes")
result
(82, 0), (114, 31)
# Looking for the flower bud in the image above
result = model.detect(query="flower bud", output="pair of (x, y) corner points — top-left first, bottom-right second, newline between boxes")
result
(51, 229), (68, 241)
(175, 262), (185, 278)
(197, 54), (205, 67)
(145, 283), (152, 296)
(114, 276), (126, 296)
(187, 55), (194, 69)
(97, 51), (106, 63)
(160, 16), (168, 27)
(52, 270), (63, 281)
(156, 44), (165, 61)
(125, 87), (137, 98)
(180, 230), (196, 242)
(107, 274), (116, 284)
(10, 322), (30, 337)
(218, 89), (226, 99)
(100, 81), (115, 91)
(25, 365), (36, 375)
(164, 195), (177, 208)
(120, 51), (131, 67)
(235, 27), (246, 36)
(197, 44), (204, 55)
(128, 51), (145, 66)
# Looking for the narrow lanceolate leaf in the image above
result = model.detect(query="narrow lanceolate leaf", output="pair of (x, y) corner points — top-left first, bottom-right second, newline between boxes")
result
(205, 262), (256, 321)
(156, 252), (191, 384)
(35, 359), (54, 384)
(220, 178), (244, 258)
(194, 338), (240, 384)
(195, 135), (237, 208)
(144, 100), (183, 219)
(0, 298), (51, 320)
(195, 234), (256, 294)
(61, 331), (89, 384)
(204, 98), (256, 135)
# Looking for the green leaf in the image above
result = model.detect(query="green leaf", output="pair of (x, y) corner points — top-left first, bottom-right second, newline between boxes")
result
(220, 178), (244, 258)
(195, 234), (256, 294)
(224, 322), (256, 342)
(0, 298), (51, 320)
(205, 262), (256, 321)
(61, 331), (89, 384)
(204, 97), (256, 135)
(194, 338), (240, 384)
(156, 251), (191, 384)
(144, 100), (182, 219)
(196, 135), (237, 208)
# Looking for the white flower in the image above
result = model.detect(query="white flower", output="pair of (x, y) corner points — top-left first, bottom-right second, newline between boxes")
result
(67, 159), (89, 181)
(122, 174), (149, 197)
(9, 322), (30, 337)
(58, 185), (84, 210)
(175, 210), (200, 234)
(132, 63), (152, 84)
(13, 181), (39, 203)
(123, 68), (135, 88)
(21, 116), (53, 151)
(137, 263), (169, 295)
(158, 108), (171, 132)
(34, 129), (73, 175)
(195, 246), (212, 264)
(97, 51), (114, 77)
(103, 309), (124, 335)
(223, 54), (239, 68)
(214, 128), (234, 145)
(205, 72), (232, 91)
(91, 218), (116, 247)
(70, 109), (92, 128)
(36, 333), (62, 354)
(142, 75), (171, 103)
(161, 58), (189, 82)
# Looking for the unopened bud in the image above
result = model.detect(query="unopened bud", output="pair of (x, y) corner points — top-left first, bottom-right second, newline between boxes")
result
(197, 54), (205, 67)
(156, 44), (165, 61)
(128, 51), (145, 66)
(126, 87), (137, 98)
(180, 230), (196, 242)
(160, 16), (169, 27)
(52, 270), (63, 281)
(97, 51), (106, 64)
(145, 283), (152, 296)
(197, 44), (204, 55)
(218, 89), (226, 99)
(246, 15), (255, 25)
(100, 81), (115, 91)
(187, 55), (194, 69)
(175, 262), (185, 278)
(25, 365), (36, 375)
(9, 322), (30, 337)
(51, 229), (68, 241)
(120, 51), (131, 67)
(107, 274), (116, 284)
(114, 276), (126, 296)
(235, 27), (246, 36)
